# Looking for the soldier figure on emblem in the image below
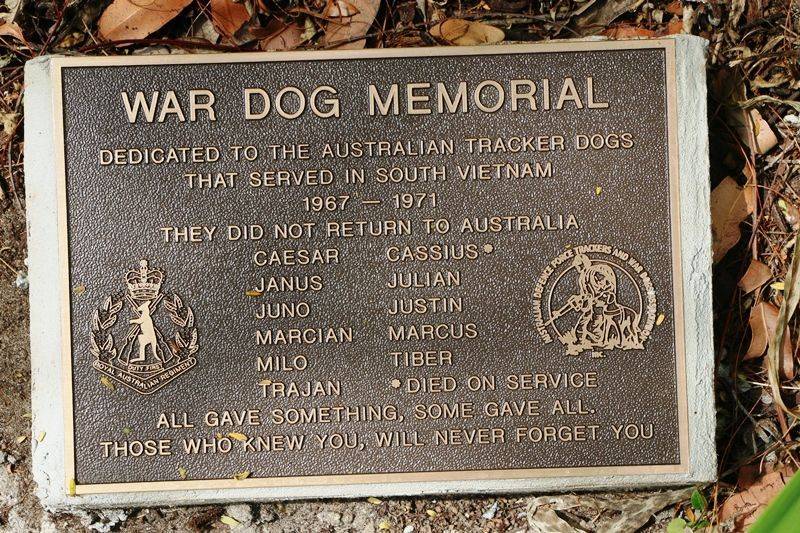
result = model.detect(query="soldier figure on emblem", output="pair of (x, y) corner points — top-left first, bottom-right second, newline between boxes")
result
(559, 254), (644, 356)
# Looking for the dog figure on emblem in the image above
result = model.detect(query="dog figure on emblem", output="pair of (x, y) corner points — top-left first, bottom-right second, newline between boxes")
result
(130, 300), (160, 363)
(560, 254), (644, 356)
(117, 259), (173, 367)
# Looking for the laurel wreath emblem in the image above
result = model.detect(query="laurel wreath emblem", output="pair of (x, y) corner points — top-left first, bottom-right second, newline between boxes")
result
(163, 293), (199, 357)
(89, 293), (198, 360)
(89, 295), (123, 360)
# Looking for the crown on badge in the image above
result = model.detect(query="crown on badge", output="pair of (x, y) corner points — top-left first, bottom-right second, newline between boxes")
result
(126, 259), (163, 300)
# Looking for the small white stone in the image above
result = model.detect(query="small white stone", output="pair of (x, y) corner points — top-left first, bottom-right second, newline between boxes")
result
(14, 271), (28, 290)
(482, 501), (499, 519)
(0, 467), (20, 507)
(225, 503), (253, 525)
(316, 511), (342, 526)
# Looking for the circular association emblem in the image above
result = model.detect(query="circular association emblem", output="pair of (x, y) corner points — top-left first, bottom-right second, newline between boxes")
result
(532, 244), (657, 358)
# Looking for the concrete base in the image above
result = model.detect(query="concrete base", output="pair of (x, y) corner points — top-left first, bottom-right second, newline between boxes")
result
(25, 35), (715, 510)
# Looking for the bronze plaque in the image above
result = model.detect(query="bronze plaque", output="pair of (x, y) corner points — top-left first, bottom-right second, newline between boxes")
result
(53, 41), (689, 494)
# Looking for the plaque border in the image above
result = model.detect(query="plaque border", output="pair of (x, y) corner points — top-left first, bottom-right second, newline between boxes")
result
(49, 39), (689, 495)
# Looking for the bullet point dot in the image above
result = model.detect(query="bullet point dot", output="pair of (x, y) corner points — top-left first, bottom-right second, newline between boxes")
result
(483, 243), (494, 253)
(390, 379), (401, 389)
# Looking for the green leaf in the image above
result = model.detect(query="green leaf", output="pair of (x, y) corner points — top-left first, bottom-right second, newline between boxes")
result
(691, 488), (707, 512)
(666, 518), (687, 533)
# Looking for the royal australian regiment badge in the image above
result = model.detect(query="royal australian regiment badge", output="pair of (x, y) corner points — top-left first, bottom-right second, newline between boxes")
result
(90, 259), (198, 394)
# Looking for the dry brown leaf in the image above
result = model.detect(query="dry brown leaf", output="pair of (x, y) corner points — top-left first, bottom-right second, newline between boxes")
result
(210, 0), (251, 38)
(602, 25), (657, 39)
(431, 19), (469, 43)
(751, 110), (779, 154)
(710, 177), (752, 263)
(665, 0), (682, 15)
(662, 17), (683, 35)
(717, 69), (775, 182)
(0, 21), (26, 42)
(100, 376), (116, 391)
(324, 0), (360, 18)
(766, 229), (800, 414)
(719, 467), (793, 528)
(779, 332), (794, 381)
(220, 515), (240, 526)
(739, 259), (773, 294)
(322, 0), (379, 50)
(744, 302), (793, 378)
(98, 0), (193, 42)
(746, 302), (778, 360)
(573, 0), (645, 34)
(742, 162), (758, 214)
(747, 301), (781, 359)
(527, 488), (692, 531)
(736, 108), (778, 154)
(233, 470), (251, 480)
(430, 19), (505, 46)
(260, 20), (305, 51)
